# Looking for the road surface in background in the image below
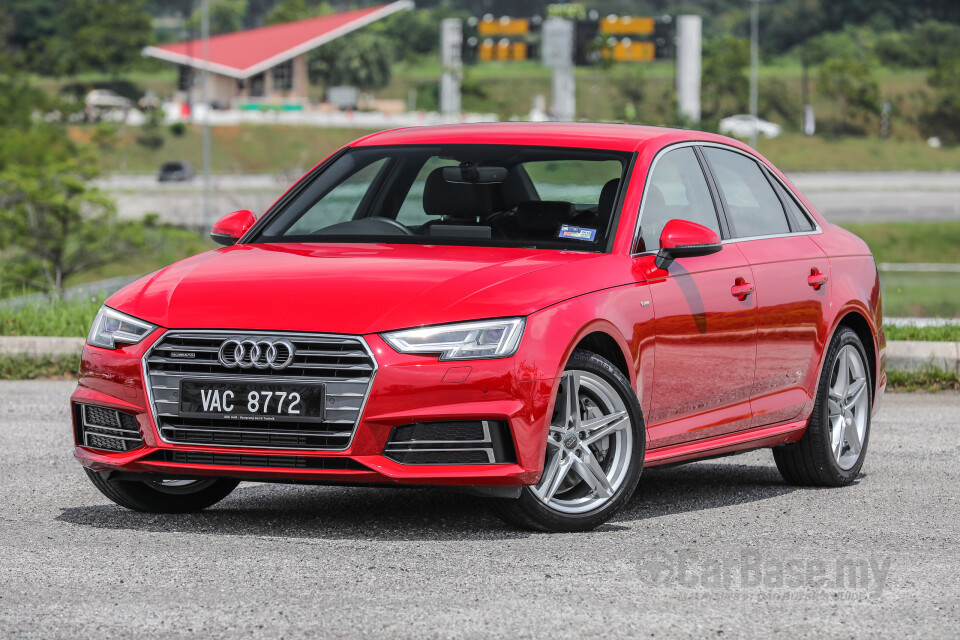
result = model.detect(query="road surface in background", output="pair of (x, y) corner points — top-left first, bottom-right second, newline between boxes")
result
(1, 381), (957, 638)
(97, 171), (960, 228)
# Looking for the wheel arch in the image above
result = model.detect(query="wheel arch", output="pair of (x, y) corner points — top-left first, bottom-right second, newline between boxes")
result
(573, 330), (632, 383)
(821, 305), (880, 404)
(553, 319), (636, 389)
(836, 310), (878, 396)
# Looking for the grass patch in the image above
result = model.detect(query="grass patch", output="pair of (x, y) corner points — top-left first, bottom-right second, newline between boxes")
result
(83, 125), (376, 175)
(887, 366), (960, 392)
(839, 222), (960, 265)
(0, 297), (103, 337)
(838, 222), (960, 318)
(879, 272), (960, 318)
(758, 135), (960, 172)
(0, 354), (81, 380)
(885, 324), (960, 342)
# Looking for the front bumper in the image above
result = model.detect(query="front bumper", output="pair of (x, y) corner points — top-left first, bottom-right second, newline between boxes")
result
(72, 330), (556, 487)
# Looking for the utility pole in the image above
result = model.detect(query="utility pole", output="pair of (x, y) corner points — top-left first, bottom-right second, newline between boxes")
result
(542, 18), (575, 121)
(439, 19), (463, 116)
(201, 0), (212, 234)
(749, 0), (760, 148)
(676, 15), (702, 124)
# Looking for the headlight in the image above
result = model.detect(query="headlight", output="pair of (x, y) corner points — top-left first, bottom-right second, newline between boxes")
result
(382, 318), (525, 361)
(86, 306), (156, 350)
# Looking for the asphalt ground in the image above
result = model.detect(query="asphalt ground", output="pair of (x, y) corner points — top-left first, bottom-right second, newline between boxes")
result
(1, 381), (958, 639)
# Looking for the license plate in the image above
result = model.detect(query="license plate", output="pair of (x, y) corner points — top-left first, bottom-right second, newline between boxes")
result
(179, 379), (324, 423)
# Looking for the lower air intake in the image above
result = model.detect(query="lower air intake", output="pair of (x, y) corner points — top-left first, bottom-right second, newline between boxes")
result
(148, 450), (369, 471)
(76, 404), (143, 452)
(383, 420), (516, 465)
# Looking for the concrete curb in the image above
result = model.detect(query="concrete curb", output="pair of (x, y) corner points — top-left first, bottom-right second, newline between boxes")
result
(0, 337), (85, 357)
(0, 336), (958, 375)
(885, 341), (960, 375)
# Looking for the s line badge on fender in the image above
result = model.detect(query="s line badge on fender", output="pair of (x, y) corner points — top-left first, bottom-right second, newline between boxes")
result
(72, 123), (885, 532)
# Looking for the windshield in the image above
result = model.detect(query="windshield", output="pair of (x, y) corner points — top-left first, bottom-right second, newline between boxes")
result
(252, 145), (632, 251)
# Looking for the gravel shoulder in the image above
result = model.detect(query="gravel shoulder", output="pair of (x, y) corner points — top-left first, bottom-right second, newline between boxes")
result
(1, 381), (958, 639)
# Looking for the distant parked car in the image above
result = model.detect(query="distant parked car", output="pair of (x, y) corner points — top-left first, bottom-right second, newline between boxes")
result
(85, 89), (133, 110)
(719, 114), (782, 140)
(157, 161), (194, 182)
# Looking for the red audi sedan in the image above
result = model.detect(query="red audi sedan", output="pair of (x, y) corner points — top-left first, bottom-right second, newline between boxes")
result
(73, 123), (885, 532)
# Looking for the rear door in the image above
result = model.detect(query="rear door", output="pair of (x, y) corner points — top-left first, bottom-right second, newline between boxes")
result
(633, 146), (758, 449)
(701, 146), (830, 426)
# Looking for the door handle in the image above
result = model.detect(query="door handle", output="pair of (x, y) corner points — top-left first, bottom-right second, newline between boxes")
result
(808, 268), (829, 290)
(731, 277), (754, 301)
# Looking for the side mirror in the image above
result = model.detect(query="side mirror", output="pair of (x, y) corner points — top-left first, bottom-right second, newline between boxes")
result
(655, 219), (722, 270)
(210, 210), (256, 246)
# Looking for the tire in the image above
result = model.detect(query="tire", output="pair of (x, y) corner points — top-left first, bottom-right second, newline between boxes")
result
(84, 468), (240, 513)
(773, 326), (872, 487)
(489, 350), (645, 532)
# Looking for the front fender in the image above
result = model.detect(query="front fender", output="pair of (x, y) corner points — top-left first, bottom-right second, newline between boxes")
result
(515, 282), (656, 411)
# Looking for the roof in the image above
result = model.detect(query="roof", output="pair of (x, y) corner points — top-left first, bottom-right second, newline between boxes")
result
(142, 1), (412, 79)
(351, 122), (750, 153)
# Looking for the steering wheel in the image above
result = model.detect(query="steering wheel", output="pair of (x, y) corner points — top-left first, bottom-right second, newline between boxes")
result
(368, 216), (413, 236)
(314, 216), (413, 237)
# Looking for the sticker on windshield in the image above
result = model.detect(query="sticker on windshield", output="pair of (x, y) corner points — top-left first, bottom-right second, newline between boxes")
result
(558, 225), (597, 241)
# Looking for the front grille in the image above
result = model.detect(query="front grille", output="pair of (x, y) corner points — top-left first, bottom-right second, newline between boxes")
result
(383, 420), (516, 465)
(144, 331), (376, 451)
(147, 450), (369, 471)
(76, 404), (143, 452)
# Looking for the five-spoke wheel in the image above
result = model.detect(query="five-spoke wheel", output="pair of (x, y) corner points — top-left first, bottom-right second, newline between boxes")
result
(533, 369), (633, 513)
(489, 350), (645, 532)
(774, 326), (872, 486)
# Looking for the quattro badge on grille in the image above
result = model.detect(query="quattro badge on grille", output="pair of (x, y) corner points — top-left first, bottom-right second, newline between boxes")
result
(218, 338), (296, 370)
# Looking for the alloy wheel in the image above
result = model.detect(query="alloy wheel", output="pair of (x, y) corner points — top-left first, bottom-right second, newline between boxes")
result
(827, 344), (869, 470)
(532, 369), (634, 514)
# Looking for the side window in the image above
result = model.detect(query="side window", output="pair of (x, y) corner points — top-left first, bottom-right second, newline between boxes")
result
(703, 148), (790, 238)
(396, 157), (460, 226)
(772, 178), (816, 231)
(637, 147), (720, 252)
(286, 158), (388, 234)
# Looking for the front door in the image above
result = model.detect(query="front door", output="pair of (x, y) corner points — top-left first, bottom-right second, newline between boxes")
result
(632, 146), (758, 449)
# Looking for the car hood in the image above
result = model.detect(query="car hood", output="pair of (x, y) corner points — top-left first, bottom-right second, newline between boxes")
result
(107, 243), (628, 334)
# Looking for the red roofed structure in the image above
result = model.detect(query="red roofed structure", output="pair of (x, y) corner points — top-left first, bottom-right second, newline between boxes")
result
(143, 1), (411, 107)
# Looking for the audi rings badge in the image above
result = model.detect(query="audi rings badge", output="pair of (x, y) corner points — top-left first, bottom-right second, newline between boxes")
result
(218, 338), (296, 370)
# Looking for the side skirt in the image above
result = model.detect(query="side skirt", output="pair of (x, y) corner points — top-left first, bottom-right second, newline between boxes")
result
(643, 419), (807, 468)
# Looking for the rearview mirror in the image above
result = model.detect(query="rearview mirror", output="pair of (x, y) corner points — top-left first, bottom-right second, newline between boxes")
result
(210, 210), (256, 246)
(655, 219), (722, 270)
(442, 164), (507, 184)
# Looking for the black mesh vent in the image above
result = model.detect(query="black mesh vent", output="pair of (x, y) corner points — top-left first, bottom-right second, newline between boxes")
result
(149, 450), (368, 471)
(85, 405), (119, 428)
(391, 421), (487, 442)
(76, 404), (143, 453)
(387, 450), (492, 465)
(383, 420), (516, 465)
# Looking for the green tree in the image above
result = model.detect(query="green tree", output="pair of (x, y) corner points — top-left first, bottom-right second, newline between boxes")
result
(0, 54), (146, 299)
(309, 32), (395, 91)
(701, 35), (749, 120)
(265, 0), (333, 25)
(184, 0), (248, 36)
(816, 55), (881, 136)
(34, 0), (153, 76)
(920, 57), (960, 146)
